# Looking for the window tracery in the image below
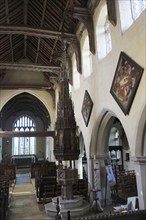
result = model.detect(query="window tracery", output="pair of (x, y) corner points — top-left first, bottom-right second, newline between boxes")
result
(12, 115), (36, 155)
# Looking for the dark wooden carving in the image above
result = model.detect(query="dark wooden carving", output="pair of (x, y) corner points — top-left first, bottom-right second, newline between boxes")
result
(54, 42), (80, 161)
(69, 39), (82, 74)
(54, 77), (80, 161)
(0, 131), (55, 138)
(0, 71), (6, 81)
(106, 0), (117, 26)
(73, 7), (95, 55)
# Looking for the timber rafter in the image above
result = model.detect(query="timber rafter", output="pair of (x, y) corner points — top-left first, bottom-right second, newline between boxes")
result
(0, 25), (81, 71)
(0, 62), (60, 73)
(106, 0), (117, 26)
(0, 84), (55, 91)
(0, 25), (78, 42)
(0, 131), (55, 138)
(5, 0), (14, 62)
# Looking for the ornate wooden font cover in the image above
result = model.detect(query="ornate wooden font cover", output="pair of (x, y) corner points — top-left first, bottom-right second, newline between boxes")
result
(54, 41), (80, 161)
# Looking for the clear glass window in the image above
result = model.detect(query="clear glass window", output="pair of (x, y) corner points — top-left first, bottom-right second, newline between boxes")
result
(82, 34), (92, 77)
(131, 0), (146, 20)
(119, 0), (146, 33)
(96, 3), (112, 60)
(72, 53), (80, 90)
(105, 19), (112, 54)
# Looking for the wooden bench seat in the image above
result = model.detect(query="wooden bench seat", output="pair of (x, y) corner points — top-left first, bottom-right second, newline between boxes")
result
(0, 175), (9, 220)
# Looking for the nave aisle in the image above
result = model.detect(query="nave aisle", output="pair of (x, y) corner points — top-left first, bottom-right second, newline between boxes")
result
(6, 171), (52, 220)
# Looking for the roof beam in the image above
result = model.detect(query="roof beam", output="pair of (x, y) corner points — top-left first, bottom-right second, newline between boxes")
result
(0, 84), (55, 91)
(0, 131), (55, 138)
(35, 0), (47, 64)
(5, 0), (14, 62)
(0, 26), (81, 71)
(0, 62), (60, 73)
(106, 0), (117, 26)
(24, 0), (28, 57)
(50, 0), (74, 62)
(0, 25), (77, 42)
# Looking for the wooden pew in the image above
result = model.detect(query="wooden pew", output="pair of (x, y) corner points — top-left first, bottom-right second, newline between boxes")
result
(0, 162), (16, 220)
(32, 161), (57, 202)
(0, 175), (9, 220)
(78, 179), (88, 200)
(38, 176), (56, 202)
(111, 170), (137, 204)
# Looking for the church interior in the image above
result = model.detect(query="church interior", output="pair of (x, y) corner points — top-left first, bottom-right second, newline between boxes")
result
(0, 0), (146, 219)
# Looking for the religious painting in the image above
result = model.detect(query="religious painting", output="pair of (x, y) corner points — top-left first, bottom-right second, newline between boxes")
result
(81, 90), (93, 127)
(110, 52), (144, 115)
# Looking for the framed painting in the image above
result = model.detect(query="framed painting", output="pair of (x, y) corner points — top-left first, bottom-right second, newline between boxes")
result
(81, 90), (93, 127)
(110, 52), (144, 115)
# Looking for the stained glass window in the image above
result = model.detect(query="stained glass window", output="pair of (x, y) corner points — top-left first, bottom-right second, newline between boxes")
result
(13, 115), (36, 155)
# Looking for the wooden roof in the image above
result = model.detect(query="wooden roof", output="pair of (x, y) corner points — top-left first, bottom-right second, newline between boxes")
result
(0, 0), (100, 129)
(0, 0), (88, 80)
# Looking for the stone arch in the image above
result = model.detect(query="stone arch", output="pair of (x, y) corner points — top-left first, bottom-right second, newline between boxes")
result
(1, 92), (51, 130)
(90, 109), (117, 158)
(0, 90), (55, 129)
(89, 109), (130, 206)
(135, 105), (146, 157)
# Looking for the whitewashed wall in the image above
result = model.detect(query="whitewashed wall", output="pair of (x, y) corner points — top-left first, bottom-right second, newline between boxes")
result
(71, 1), (146, 159)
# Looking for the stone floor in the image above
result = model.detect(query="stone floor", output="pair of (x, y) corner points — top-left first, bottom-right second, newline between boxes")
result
(6, 170), (53, 220)
(6, 169), (114, 220)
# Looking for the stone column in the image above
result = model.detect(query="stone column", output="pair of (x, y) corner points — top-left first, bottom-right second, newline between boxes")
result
(76, 155), (83, 179)
(46, 128), (54, 161)
(87, 156), (94, 202)
(96, 155), (112, 207)
(134, 156), (146, 210)
(0, 128), (2, 162)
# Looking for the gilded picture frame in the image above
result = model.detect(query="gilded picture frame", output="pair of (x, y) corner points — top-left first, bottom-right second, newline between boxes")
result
(81, 90), (93, 127)
(110, 52), (144, 115)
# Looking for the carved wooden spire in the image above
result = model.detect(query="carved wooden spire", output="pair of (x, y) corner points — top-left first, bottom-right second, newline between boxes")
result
(54, 41), (79, 161)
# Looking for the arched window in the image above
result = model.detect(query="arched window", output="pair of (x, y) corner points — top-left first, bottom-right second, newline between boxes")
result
(12, 115), (36, 155)
(72, 53), (80, 90)
(119, 0), (146, 33)
(109, 127), (120, 146)
(82, 33), (92, 78)
(105, 19), (112, 54)
(96, 3), (112, 60)
(131, 0), (146, 20)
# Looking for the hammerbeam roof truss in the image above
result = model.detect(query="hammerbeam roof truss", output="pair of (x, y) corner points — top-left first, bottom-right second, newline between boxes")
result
(0, 0), (97, 129)
(0, 0), (89, 74)
(0, 0), (117, 133)
(0, 0), (116, 78)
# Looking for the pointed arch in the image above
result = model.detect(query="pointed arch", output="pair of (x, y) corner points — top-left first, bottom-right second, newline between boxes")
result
(90, 110), (115, 158)
(135, 105), (146, 156)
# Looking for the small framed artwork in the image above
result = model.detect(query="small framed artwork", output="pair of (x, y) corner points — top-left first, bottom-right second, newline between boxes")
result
(81, 90), (93, 127)
(110, 52), (144, 115)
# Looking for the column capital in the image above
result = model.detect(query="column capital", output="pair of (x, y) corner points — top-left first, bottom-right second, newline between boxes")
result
(91, 154), (106, 160)
(131, 156), (146, 164)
